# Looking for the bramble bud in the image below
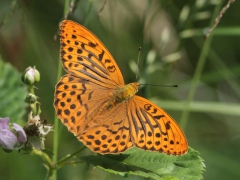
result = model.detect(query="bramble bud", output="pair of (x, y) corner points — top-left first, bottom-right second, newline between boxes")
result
(25, 93), (38, 104)
(21, 66), (40, 85)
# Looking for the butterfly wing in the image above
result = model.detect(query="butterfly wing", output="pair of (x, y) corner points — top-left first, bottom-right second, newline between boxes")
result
(54, 75), (188, 155)
(54, 74), (115, 136)
(54, 74), (134, 154)
(56, 20), (132, 154)
(60, 20), (124, 87)
(78, 101), (134, 154)
(128, 96), (188, 155)
(56, 20), (188, 155)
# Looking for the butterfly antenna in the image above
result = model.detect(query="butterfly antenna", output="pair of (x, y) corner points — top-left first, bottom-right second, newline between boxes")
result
(140, 84), (178, 87)
(136, 47), (141, 80)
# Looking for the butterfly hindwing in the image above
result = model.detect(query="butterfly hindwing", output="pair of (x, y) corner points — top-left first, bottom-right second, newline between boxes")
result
(129, 96), (188, 155)
(54, 74), (114, 135)
(78, 102), (133, 154)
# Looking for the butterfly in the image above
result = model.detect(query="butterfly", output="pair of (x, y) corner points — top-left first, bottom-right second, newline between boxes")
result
(54, 20), (188, 155)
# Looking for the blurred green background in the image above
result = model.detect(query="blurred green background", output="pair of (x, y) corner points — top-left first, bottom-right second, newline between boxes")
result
(0, 0), (240, 179)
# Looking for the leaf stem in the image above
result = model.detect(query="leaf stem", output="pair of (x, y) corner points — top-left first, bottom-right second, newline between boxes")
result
(57, 146), (86, 168)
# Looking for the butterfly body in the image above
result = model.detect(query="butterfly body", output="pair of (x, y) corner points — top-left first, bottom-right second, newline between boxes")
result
(54, 20), (188, 155)
(112, 82), (139, 103)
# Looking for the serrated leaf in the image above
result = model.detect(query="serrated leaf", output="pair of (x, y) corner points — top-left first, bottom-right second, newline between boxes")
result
(0, 58), (27, 121)
(80, 147), (204, 180)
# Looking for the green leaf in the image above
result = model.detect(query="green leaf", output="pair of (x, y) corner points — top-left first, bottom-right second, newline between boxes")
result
(80, 147), (204, 180)
(0, 58), (27, 121)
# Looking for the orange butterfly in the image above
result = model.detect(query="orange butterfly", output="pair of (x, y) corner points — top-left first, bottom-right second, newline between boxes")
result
(54, 20), (188, 155)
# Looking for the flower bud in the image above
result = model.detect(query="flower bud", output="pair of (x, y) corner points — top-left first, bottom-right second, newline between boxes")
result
(21, 66), (40, 85)
(25, 93), (38, 104)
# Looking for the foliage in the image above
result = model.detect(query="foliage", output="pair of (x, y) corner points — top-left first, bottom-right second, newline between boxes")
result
(80, 147), (204, 180)
(0, 59), (27, 121)
(0, 0), (240, 180)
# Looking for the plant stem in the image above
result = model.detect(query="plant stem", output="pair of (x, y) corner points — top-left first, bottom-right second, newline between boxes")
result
(179, 1), (224, 130)
(29, 85), (34, 94)
(51, 1), (71, 179)
(30, 148), (55, 180)
(84, 1), (93, 27)
(32, 148), (53, 166)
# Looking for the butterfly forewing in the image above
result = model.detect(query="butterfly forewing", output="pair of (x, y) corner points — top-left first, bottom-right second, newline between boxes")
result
(60, 20), (124, 88)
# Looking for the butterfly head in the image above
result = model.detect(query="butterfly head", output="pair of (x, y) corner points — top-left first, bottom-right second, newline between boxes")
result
(129, 82), (140, 93)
